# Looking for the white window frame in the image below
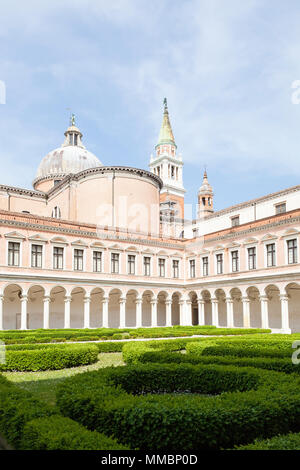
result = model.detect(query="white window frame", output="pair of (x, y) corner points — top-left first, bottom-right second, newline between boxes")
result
(158, 256), (167, 278)
(111, 252), (121, 274)
(263, 240), (277, 268)
(53, 244), (66, 270)
(143, 255), (152, 277)
(30, 242), (45, 269)
(6, 239), (23, 267)
(172, 258), (181, 279)
(73, 247), (86, 272)
(200, 254), (209, 277)
(246, 244), (258, 271)
(92, 249), (103, 273)
(214, 251), (225, 275)
(127, 253), (136, 275)
(284, 235), (299, 265)
(229, 248), (240, 273)
(188, 258), (196, 279)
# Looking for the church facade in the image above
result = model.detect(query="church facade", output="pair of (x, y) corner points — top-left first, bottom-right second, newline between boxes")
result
(0, 104), (299, 333)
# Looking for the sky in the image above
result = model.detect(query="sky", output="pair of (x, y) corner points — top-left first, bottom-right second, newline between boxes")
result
(1, 0), (300, 217)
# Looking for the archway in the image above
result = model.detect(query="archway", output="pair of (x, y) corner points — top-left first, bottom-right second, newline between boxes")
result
(230, 288), (243, 327)
(188, 291), (198, 325)
(247, 286), (261, 328)
(3, 284), (22, 330)
(27, 285), (45, 330)
(90, 288), (104, 328)
(126, 290), (138, 328)
(142, 290), (153, 327)
(201, 290), (212, 325)
(171, 292), (181, 326)
(265, 285), (281, 329)
(49, 286), (66, 329)
(157, 291), (167, 326)
(286, 283), (300, 332)
(108, 289), (122, 328)
(215, 289), (226, 327)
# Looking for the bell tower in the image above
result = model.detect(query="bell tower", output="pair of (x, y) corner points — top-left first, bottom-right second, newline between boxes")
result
(197, 170), (214, 219)
(149, 98), (186, 219)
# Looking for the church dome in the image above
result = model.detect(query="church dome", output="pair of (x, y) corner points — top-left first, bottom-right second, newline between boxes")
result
(33, 116), (103, 189)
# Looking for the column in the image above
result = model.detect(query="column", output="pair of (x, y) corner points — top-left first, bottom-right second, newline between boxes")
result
(260, 295), (269, 329)
(119, 297), (126, 329)
(43, 296), (50, 330)
(185, 300), (193, 326)
(150, 298), (158, 327)
(102, 296), (109, 328)
(0, 295), (3, 330)
(280, 295), (291, 333)
(242, 297), (250, 328)
(135, 297), (143, 328)
(20, 295), (28, 330)
(225, 297), (234, 328)
(165, 300), (172, 327)
(84, 296), (91, 329)
(197, 299), (205, 326)
(211, 298), (219, 327)
(64, 295), (71, 329)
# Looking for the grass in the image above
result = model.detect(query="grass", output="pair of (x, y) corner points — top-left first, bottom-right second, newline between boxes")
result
(3, 352), (124, 406)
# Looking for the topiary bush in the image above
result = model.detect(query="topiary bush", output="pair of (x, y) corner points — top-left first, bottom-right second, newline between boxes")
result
(0, 343), (99, 371)
(56, 362), (300, 450)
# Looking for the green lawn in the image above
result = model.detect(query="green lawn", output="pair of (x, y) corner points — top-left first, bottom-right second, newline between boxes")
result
(3, 352), (124, 406)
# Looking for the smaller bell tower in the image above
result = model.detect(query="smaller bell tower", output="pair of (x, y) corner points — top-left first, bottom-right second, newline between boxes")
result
(197, 170), (214, 219)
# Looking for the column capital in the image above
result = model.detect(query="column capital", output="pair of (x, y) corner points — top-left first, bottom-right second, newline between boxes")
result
(197, 299), (205, 306)
(135, 298), (143, 305)
(242, 296), (250, 304)
(280, 294), (289, 302)
(211, 297), (218, 304)
(150, 299), (158, 306)
(119, 297), (126, 305)
(165, 299), (172, 306)
(43, 295), (51, 303)
(64, 296), (72, 303)
(102, 296), (109, 304)
(0, 294), (4, 301)
(259, 295), (269, 302)
(20, 295), (28, 302)
(84, 296), (91, 303)
(225, 297), (233, 304)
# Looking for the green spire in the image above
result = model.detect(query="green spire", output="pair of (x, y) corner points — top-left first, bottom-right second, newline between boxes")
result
(157, 98), (176, 147)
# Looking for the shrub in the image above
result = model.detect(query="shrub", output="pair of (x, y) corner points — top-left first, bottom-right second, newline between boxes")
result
(21, 415), (129, 450)
(0, 344), (98, 371)
(235, 432), (300, 450)
(56, 363), (300, 450)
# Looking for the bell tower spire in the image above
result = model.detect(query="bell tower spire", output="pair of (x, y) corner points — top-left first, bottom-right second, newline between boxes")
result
(149, 98), (186, 227)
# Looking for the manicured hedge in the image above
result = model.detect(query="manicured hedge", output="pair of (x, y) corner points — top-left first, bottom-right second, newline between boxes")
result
(0, 374), (128, 450)
(56, 362), (300, 450)
(0, 343), (99, 371)
(235, 432), (300, 450)
(0, 326), (271, 345)
(21, 415), (129, 450)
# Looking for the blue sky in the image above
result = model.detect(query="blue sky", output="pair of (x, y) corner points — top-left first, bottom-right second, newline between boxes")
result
(1, 0), (300, 217)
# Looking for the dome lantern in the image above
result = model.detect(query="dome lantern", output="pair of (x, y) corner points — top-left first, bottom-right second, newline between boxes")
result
(33, 118), (103, 191)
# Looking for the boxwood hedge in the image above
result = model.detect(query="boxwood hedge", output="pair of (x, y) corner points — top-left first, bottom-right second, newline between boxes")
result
(0, 374), (128, 450)
(0, 343), (99, 371)
(56, 362), (300, 450)
(235, 432), (300, 450)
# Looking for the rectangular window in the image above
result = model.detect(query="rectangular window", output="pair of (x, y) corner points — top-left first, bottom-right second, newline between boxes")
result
(93, 251), (102, 273)
(128, 255), (136, 275)
(216, 254), (223, 274)
(190, 259), (196, 278)
(144, 257), (151, 276)
(266, 243), (276, 267)
(248, 247), (256, 270)
(31, 244), (42, 268)
(202, 257), (209, 276)
(53, 247), (64, 270)
(74, 249), (84, 271)
(231, 250), (239, 272)
(111, 253), (120, 274)
(287, 239), (297, 264)
(158, 258), (165, 277)
(276, 203), (286, 215)
(173, 260), (179, 278)
(231, 216), (240, 227)
(8, 242), (20, 266)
